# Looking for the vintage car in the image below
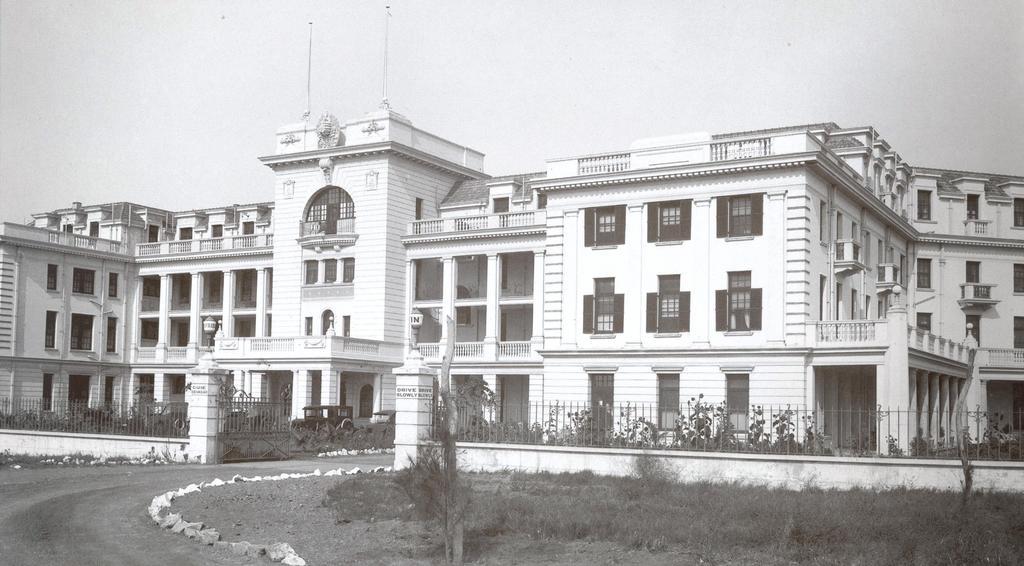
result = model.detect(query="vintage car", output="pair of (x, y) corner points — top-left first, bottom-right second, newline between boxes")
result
(299, 404), (354, 431)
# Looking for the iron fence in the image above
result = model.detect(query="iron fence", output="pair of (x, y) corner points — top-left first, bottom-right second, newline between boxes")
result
(0, 397), (189, 438)
(219, 397), (292, 462)
(432, 399), (1024, 461)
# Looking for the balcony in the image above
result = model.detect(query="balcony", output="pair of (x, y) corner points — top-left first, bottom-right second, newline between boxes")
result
(299, 219), (356, 249)
(407, 211), (546, 238)
(136, 234), (273, 259)
(977, 348), (1024, 369)
(907, 326), (971, 364)
(414, 340), (538, 362)
(876, 263), (900, 292)
(958, 283), (999, 309)
(963, 219), (992, 237)
(0, 223), (129, 255)
(214, 335), (403, 365)
(807, 320), (887, 348)
(833, 239), (864, 274)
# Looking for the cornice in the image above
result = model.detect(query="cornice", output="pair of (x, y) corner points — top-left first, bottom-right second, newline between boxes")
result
(258, 141), (486, 180)
(134, 248), (274, 264)
(402, 227), (547, 245)
(915, 234), (1024, 249)
(0, 236), (133, 262)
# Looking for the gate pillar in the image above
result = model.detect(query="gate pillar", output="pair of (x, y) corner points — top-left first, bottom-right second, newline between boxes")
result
(393, 348), (436, 470)
(187, 354), (228, 464)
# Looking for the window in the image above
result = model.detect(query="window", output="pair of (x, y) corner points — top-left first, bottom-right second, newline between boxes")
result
(1015, 264), (1024, 293)
(537, 193), (547, 209)
(304, 317), (314, 336)
(47, 264), (58, 290)
(179, 227), (193, 240)
(492, 197), (509, 213)
(108, 272), (119, 298)
(304, 260), (318, 285)
(70, 314), (94, 350)
(106, 317), (117, 353)
(836, 212), (844, 239)
(342, 315), (351, 337)
(647, 275), (690, 333)
(862, 230), (871, 266)
(819, 275), (826, 320)
(583, 205), (626, 247)
(583, 278), (623, 334)
(1015, 317), (1024, 349)
(414, 258), (443, 301)
(359, 384), (374, 418)
(717, 194), (763, 238)
(917, 259), (932, 289)
(147, 225), (160, 242)
(63, 224), (73, 234)
(72, 268), (95, 295)
(819, 201), (827, 241)
(657, 374), (680, 430)
(966, 261), (980, 284)
(211, 224), (223, 238)
(104, 376), (115, 407)
(917, 313), (932, 332)
(967, 194), (979, 220)
(42, 373), (53, 411)
(726, 374), (749, 431)
(917, 190), (932, 220)
(716, 271), (762, 332)
(589, 374), (614, 430)
(415, 197), (424, 220)
(304, 186), (355, 234)
(323, 259), (337, 283)
(44, 311), (57, 348)
(89, 221), (99, 237)
(242, 221), (255, 235)
(1015, 198), (1024, 227)
(647, 200), (692, 242)
(342, 258), (355, 283)
(966, 314), (981, 345)
(851, 289), (858, 320)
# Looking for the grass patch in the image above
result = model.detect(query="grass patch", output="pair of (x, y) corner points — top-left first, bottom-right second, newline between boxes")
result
(323, 462), (1024, 564)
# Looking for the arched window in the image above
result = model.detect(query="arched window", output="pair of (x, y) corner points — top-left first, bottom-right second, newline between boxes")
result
(304, 186), (355, 235)
(359, 384), (374, 417)
(321, 310), (334, 335)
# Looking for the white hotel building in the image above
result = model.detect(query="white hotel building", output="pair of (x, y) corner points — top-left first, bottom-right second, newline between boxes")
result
(1, 108), (1022, 441)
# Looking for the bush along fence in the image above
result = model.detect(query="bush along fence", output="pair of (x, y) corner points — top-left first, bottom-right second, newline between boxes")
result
(433, 396), (1024, 461)
(0, 397), (189, 438)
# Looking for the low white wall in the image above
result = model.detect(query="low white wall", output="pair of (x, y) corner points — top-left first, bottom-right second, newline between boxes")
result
(0, 429), (190, 461)
(456, 442), (1024, 493)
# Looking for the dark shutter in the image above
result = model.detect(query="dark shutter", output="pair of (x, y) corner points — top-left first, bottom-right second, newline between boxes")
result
(583, 295), (594, 334)
(584, 208), (595, 247)
(751, 193), (764, 236)
(613, 206), (626, 245)
(716, 197), (728, 238)
(715, 289), (728, 331)
(613, 293), (625, 333)
(679, 291), (690, 332)
(750, 288), (763, 330)
(680, 199), (692, 240)
(647, 202), (659, 243)
(646, 293), (658, 332)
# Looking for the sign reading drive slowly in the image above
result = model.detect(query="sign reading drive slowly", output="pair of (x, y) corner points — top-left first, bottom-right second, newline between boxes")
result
(396, 386), (432, 399)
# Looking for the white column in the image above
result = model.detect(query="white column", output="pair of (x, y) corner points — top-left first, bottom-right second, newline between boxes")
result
(928, 372), (940, 445)
(373, 373), (383, 412)
(693, 198), (712, 346)
(153, 372), (168, 403)
(255, 268), (267, 337)
(624, 204), (644, 346)
(405, 259), (416, 354)
(188, 271), (202, 351)
(440, 257), (454, 343)
(221, 270), (234, 337)
(531, 250), (545, 353)
(484, 254), (499, 358)
(292, 370), (311, 418)
(132, 277), (143, 360)
(322, 368), (340, 406)
(157, 274), (171, 357)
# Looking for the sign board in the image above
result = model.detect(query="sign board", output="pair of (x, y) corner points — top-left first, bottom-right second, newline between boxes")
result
(190, 383), (208, 395)
(396, 385), (433, 400)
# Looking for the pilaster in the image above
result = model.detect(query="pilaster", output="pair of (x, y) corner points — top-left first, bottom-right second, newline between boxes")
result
(623, 204), (644, 346)
(188, 272), (202, 350)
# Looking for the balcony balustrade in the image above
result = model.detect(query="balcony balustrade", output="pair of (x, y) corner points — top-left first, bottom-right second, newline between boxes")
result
(963, 219), (992, 237)
(214, 335), (403, 365)
(407, 210), (546, 236)
(300, 218), (355, 237)
(834, 239), (864, 273)
(709, 137), (772, 161)
(136, 234), (273, 257)
(978, 348), (1024, 368)
(810, 320), (886, 346)
(0, 223), (128, 255)
(906, 326), (971, 364)
(414, 341), (536, 361)
(577, 153), (631, 175)
(958, 283), (999, 308)
(497, 341), (533, 359)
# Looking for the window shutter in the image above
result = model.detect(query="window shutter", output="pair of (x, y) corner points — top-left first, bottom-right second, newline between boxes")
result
(613, 206), (626, 245)
(716, 197), (728, 238)
(646, 292), (658, 332)
(751, 193), (764, 236)
(679, 291), (691, 332)
(647, 203), (659, 243)
(715, 289), (728, 331)
(680, 199), (692, 240)
(750, 288), (763, 330)
(583, 295), (594, 334)
(613, 293), (625, 333)
(584, 208), (595, 247)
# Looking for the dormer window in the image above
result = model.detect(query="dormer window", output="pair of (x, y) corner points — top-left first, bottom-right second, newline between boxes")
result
(179, 227), (192, 240)
(492, 197), (509, 213)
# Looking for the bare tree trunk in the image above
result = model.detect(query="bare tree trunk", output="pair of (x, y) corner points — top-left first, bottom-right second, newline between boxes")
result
(953, 348), (977, 504)
(437, 316), (463, 565)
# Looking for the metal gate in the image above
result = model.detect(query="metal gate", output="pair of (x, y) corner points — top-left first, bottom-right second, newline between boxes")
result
(219, 398), (293, 463)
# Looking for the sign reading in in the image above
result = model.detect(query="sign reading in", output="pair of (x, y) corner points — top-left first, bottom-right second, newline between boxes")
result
(396, 385), (433, 400)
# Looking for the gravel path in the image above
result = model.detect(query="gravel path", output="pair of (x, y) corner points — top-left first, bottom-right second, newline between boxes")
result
(0, 454), (391, 566)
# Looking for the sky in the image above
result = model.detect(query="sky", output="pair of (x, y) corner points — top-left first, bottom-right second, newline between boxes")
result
(1, 0), (1022, 222)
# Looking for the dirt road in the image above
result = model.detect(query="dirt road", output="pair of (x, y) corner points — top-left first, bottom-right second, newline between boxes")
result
(0, 454), (392, 566)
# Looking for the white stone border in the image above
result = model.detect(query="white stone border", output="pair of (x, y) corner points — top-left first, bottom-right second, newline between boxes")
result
(148, 465), (392, 566)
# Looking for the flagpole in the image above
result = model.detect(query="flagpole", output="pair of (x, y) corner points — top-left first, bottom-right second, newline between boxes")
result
(303, 21), (313, 122)
(381, 4), (391, 110)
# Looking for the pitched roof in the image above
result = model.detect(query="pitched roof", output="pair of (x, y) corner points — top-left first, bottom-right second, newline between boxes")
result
(914, 167), (1024, 199)
(825, 136), (864, 150)
(441, 172), (546, 207)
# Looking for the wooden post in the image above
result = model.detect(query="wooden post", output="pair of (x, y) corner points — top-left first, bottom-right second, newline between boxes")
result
(437, 316), (463, 564)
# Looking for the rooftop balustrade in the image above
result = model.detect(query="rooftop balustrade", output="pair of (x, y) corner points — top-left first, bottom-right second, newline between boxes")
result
(136, 233), (273, 258)
(407, 210), (546, 237)
(0, 223), (129, 255)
